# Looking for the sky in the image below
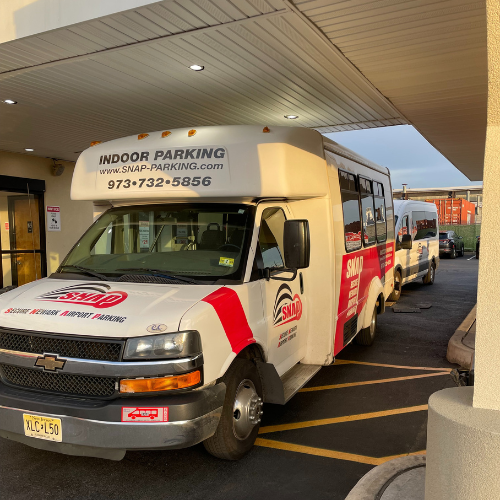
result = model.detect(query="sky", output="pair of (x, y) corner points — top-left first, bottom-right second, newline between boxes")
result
(324, 125), (483, 190)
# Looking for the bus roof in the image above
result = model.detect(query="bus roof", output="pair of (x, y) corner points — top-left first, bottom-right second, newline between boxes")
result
(71, 125), (330, 203)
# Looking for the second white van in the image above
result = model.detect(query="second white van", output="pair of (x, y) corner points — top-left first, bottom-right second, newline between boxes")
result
(390, 200), (439, 301)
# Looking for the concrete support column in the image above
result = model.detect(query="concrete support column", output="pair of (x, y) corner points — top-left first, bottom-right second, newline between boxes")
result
(474, 0), (500, 411)
(425, 1), (500, 498)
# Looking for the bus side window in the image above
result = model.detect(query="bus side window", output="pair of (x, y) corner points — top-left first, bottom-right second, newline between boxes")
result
(373, 181), (386, 243)
(359, 177), (376, 247)
(339, 170), (362, 253)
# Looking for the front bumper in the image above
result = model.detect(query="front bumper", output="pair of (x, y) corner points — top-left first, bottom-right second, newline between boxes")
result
(0, 382), (225, 460)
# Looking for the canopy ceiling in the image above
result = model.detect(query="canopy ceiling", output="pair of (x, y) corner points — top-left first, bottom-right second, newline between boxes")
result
(0, 0), (487, 180)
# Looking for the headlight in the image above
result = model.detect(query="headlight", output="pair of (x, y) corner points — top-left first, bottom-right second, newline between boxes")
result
(123, 330), (202, 360)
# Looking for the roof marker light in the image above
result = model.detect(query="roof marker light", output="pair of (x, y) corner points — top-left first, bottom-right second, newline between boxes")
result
(263, 127), (270, 133)
(90, 141), (102, 147)
(188, 129), (197, 137)
(3, 99), (17, 105)
(138, 133), (149, 140)
(189, 64), (204, 71)
(162, 131), (172, 138)
(284, 115), (298, 119)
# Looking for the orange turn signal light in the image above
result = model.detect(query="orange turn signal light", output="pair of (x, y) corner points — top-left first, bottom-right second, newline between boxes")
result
(119, 371), (201, 394)
(90, 141), (102, 147)
(162, 131), (172, 138)
(263, 126), (270, 133)
(188, 129), (196, 137)
(138, 133), (149, 140)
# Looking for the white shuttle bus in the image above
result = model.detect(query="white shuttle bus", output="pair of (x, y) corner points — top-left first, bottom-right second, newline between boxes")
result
(0, 126), (395, 460)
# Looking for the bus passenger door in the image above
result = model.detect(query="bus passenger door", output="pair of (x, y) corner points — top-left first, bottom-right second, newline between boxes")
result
(254, 205), (307, 376)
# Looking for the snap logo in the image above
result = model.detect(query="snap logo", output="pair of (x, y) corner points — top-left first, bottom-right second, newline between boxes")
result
(273, 284), (303, 328)
(37, 284), (127, 309)
(146, 324), (168, 333)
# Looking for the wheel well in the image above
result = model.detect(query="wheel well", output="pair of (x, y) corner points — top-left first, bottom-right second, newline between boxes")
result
(377, 292), (385, 314)
(236, 343), (265, 362)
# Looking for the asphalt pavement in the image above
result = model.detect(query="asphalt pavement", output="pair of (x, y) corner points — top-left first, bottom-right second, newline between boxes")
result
(0, 256), (478, 500)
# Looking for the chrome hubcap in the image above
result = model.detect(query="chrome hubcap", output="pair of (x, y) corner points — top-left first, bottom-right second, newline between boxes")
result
(232, 379), (263, 440)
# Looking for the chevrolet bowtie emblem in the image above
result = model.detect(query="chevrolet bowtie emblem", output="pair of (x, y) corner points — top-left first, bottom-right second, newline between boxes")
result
(35, 354), (66, 372)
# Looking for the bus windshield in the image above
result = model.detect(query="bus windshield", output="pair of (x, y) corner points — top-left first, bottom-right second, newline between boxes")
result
(59, 203), (255, 283)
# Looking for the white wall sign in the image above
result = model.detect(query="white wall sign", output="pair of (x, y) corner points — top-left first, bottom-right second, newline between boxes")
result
(47, 206), (61, 231)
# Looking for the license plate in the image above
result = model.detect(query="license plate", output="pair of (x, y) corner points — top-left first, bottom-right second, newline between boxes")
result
(23, 414), (62, 442)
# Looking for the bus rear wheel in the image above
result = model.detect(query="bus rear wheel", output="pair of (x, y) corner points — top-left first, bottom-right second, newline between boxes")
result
(355, 305), (377, 346)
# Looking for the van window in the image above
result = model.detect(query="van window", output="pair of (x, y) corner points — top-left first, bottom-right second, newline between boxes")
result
(413, 211), (428, 240)
(258, 207), (286, 269)
(374, 181), (386, 243)
(359, 177), (376, 247)
(339, 171), (362, 252)
(425, 211), (437, 237)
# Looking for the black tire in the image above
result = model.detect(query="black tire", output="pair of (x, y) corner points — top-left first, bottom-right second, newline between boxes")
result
(450, 246), (456, 259)
(203, 358), (263, 460)
(354, 305), (377, 346)
(461, 245), (465, 257)
(388, 269), (402, 301)
(423, 261), (435, 285)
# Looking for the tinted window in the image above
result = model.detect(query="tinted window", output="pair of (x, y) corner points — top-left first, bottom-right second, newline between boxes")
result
(439, 232), (449, 239)
(339, 171), (362, 252)
(374, 182), (386, 243)
(426, 211), (437, 229)
(413, 211), (428, 240)
(259, 207), (286, 269)
(360, 178), (376, 246)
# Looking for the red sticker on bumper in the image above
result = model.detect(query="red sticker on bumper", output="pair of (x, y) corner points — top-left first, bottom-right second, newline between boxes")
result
(121, 407), (169, 422)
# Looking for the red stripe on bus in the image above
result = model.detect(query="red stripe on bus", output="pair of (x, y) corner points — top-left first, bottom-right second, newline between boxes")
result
(202, 288), (255, 353)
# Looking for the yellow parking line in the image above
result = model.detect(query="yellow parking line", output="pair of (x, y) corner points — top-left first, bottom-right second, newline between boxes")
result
(255, 438), (381, 465)
(334, 359), (453, 372)
(259, 405), (428, 434)
(300, 371), (450, 392)
(255, 438), (426, 465)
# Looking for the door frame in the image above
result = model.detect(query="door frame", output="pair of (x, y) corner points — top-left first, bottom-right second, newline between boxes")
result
(0, 175), (46, 288)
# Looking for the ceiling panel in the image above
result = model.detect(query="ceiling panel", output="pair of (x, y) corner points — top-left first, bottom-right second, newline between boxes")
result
(296, 0), (487, 180)
(0, 0), (404, 161)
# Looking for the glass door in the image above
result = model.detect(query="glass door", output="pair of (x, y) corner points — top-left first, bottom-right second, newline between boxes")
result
(0, 191), (45, 287)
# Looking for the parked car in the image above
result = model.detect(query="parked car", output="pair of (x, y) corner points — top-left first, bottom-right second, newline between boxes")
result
(439, 230), (464, 258)
(476, 235), (480, 259)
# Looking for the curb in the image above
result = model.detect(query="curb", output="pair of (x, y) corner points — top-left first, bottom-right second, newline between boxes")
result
(446, 304), (476, 369)
(345, 455), (426, 500)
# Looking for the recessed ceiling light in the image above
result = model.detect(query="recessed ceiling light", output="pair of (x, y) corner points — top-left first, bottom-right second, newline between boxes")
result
(189, 64), (204, 71)
(284, 115), (298, 119)
(25, 148), (34, 152)
(4, 99), (17, 105)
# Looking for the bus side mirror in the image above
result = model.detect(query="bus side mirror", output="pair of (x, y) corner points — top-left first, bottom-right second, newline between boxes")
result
(401, 234), (412, 250)
(284, 220), (310, 269)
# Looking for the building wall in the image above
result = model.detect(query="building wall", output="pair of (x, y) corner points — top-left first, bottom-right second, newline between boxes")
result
(0, 151), (93, 277)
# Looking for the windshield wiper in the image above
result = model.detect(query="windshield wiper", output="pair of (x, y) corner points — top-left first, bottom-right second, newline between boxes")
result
(59, 265), (110, 281)
(116, 268), (199, 284)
